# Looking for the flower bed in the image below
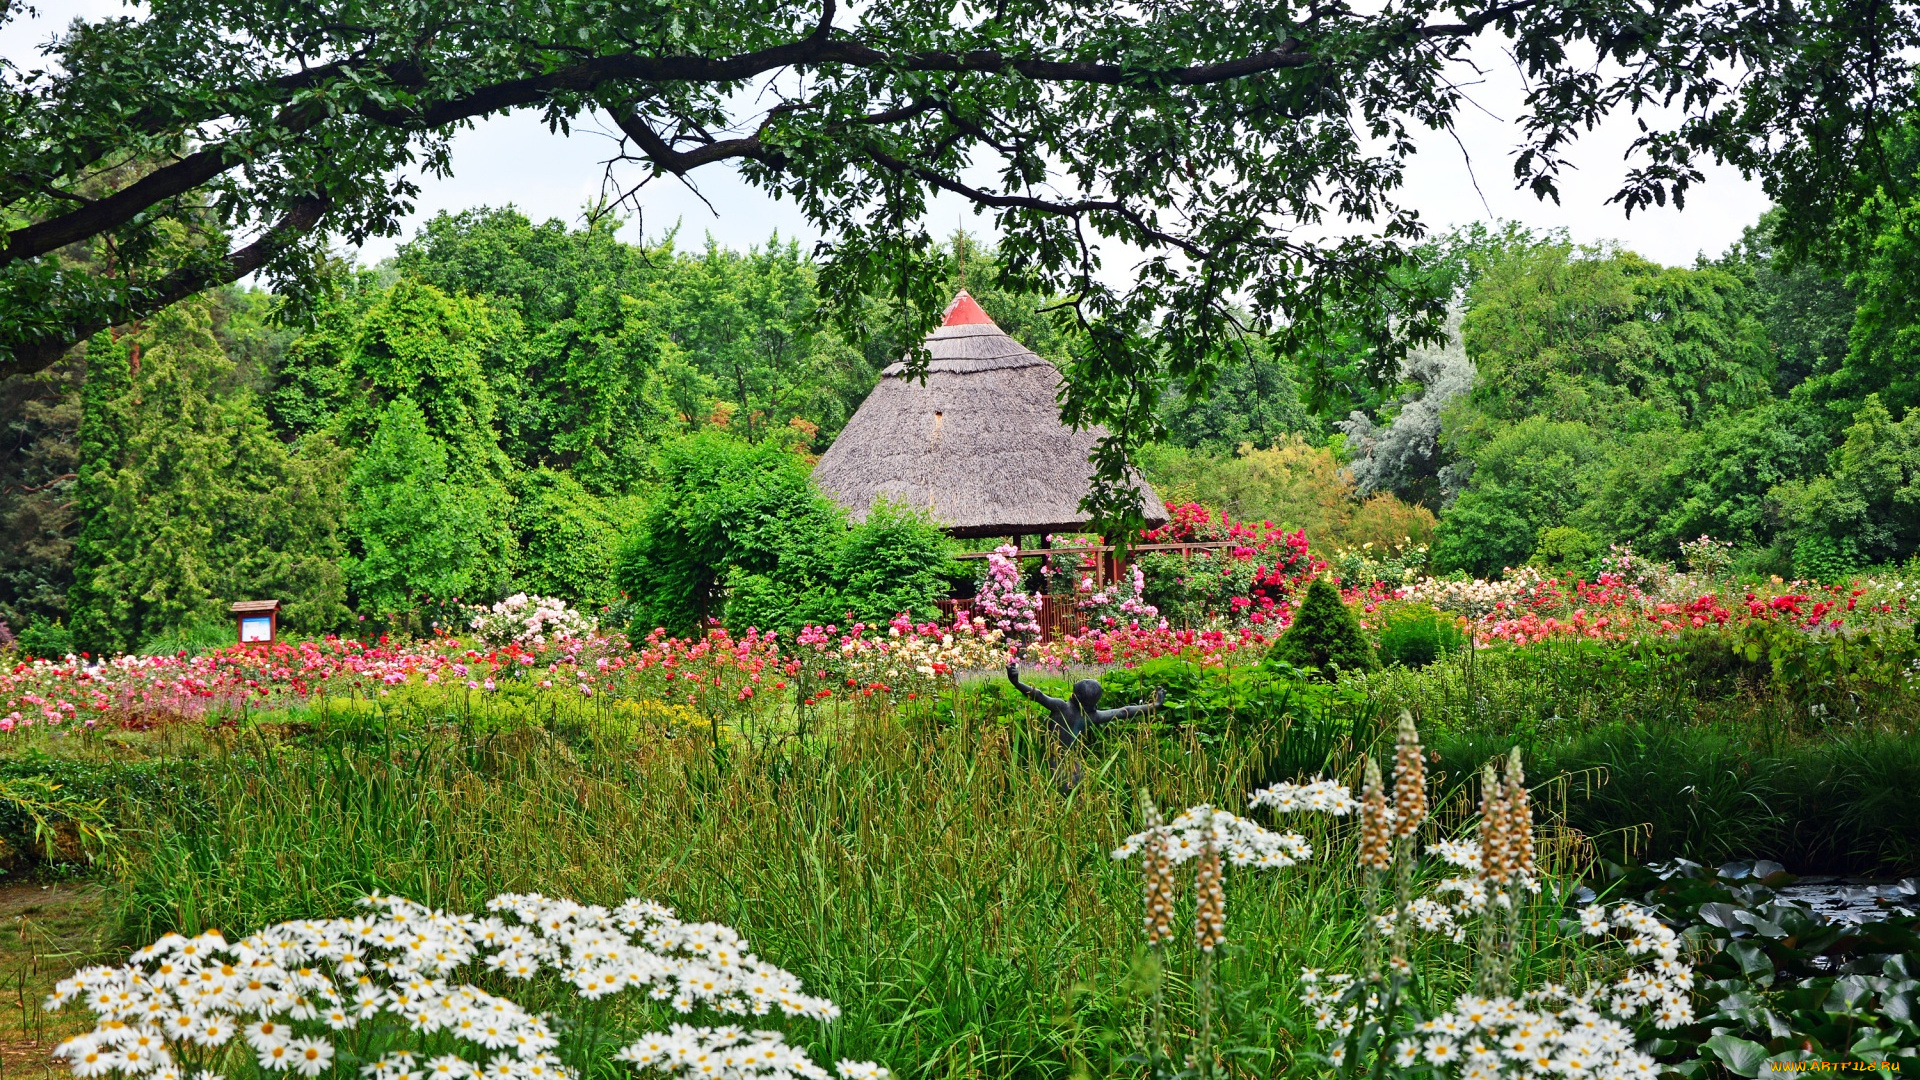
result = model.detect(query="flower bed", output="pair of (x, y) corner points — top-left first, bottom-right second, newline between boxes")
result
(9, 533), (1919, 733)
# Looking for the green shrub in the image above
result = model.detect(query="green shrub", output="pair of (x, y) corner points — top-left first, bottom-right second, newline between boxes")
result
(829, 501), (959, 626)
(1529, 524), (1600, 573)
(613, 432), (842, 633)
(510, 469), (646, 609)
(15, 617), (75, 659)
(1373, 603), (1465, 668)
(139, 615), (239, 657)
(1267, 577), (1375, 677)
(1431, 417), (1601, 576)
(617, 436), (960, 635)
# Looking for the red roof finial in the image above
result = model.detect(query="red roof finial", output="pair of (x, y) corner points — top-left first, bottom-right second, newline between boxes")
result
(942, 291), (996, 327)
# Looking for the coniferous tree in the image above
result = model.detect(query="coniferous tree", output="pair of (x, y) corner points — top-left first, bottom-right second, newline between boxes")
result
(66, 332), (131, 653)
(0, 355), (83, 634)
(1269, 577), (1377, 678)
(67, 307), (351, 653)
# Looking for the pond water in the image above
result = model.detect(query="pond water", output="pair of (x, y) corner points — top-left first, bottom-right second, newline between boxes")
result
(1715, 859), (1918, 924)
(1771, 877), (1919, 924)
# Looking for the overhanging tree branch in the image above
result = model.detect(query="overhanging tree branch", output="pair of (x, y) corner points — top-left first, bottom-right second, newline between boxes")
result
(3, 0), (1913, 439)
(1, 194), (330, 379)
(4, 17), (1400, 255)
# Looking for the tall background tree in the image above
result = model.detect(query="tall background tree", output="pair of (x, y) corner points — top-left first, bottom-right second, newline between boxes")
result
(8, 0), (1920, 525)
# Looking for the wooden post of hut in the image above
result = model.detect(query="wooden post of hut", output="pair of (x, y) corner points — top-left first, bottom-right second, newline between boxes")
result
(813, 291), (1170, 632)
(231, 599), (281, 644)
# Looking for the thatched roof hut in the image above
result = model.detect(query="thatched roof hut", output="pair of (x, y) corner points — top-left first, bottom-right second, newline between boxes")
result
(814, 292), (1168, 539)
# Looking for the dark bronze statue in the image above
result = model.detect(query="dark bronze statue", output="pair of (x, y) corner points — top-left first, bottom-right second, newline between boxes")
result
(1006, 662), (1166, 754)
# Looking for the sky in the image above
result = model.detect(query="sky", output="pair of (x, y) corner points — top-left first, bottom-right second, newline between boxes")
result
(5, 2), (1773, 273)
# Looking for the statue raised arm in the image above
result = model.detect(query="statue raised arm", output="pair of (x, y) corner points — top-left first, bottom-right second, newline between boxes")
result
(1006, 662), (1166, 754)
(1006, 662), (1068, 712)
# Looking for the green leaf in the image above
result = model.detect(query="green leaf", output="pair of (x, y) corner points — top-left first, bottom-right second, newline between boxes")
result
(1705, 1034), (1772, 1077)
(1726, 940), (1774, 978)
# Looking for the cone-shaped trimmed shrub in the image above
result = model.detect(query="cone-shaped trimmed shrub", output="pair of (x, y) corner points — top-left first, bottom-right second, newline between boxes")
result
(1269, 576), (1376, 677)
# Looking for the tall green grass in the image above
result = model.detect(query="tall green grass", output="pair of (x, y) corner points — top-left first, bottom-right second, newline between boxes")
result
(1430, 724), (1920, 872)
(1371, 638), (1920, 873)
(20, 635), (1904, 1075)
(102, 709), (1601, 1079)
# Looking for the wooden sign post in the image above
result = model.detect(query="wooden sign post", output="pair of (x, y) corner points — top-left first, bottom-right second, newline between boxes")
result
(231, 599), (281, 644)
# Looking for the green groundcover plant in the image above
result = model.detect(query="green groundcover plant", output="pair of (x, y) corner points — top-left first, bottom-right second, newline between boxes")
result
(1598, 860), (1920, 1076)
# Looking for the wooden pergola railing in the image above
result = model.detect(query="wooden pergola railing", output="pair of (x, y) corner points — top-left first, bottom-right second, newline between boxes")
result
(950, 540), (1253, 561)
(945, 540), (1253, 641)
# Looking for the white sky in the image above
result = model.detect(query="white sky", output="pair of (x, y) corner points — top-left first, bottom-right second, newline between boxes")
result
(6, 2), (1772, 271)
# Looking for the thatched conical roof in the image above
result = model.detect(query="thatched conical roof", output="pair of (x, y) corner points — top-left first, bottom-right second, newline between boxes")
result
(813, 293), (1168, 539)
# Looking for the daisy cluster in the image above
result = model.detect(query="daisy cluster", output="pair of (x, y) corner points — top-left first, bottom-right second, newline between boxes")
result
(1302, 969), (1661, 1079)
(1575, 904), (1696, 1028)
(1365, 831), (1543, 946)
(1247, 777), (1360, 816)
(1380, 840), (1498, 944)
(1299, 903), (1694, 1079)
(1112, 804), (1316, 869)
(47, 895), (565, 1080)
(46, 893), (892, 1080)
(616, 1027), (888, 1080)
(479, 894), (838, 1020)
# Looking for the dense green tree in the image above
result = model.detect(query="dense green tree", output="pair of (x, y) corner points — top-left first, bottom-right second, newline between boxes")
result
(393, 210), (692, 484)
(1158, 340), (1318, 451)
(382, 210), (882, 477)
(275, 277), (509, 470)
(613, 433), (843, 633)
(1717, 215), (1856, 398)
(67, 304), (350, 652)
(0, 283), (307, 641)
(1529, 525), (1603, 572)
(1830, 193), (1920, 416)
(65, 331), (131, 652)
(509, 470), (646, 610)
(1654, 401), (1831, 549)
(724, 502), (958, 634)
(344, 398), (514, 617)
(1459, 245), (1770, 437)
(394, 210), (651, 331)
(1403, 237), (1832, 565)
(1775, 396), (1920, 579)
(1574, 427), (1696, 554)
(1433, 418), (1602, 576)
